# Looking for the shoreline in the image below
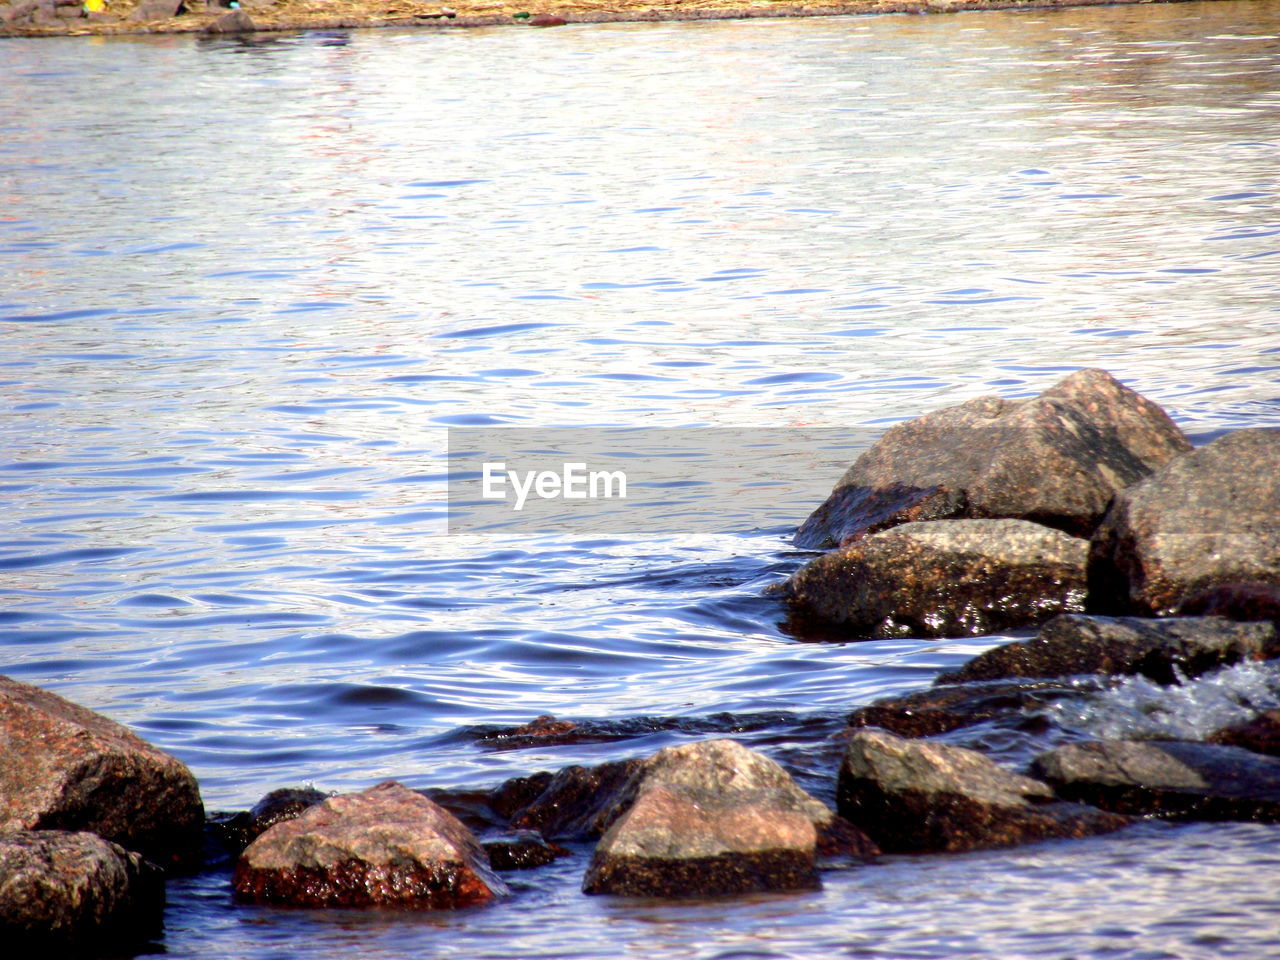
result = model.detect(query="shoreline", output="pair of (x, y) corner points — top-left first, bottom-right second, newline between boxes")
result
(1, 0), (1202, 40)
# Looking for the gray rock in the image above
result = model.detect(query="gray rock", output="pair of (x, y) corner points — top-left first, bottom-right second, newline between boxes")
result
(795, 368), (1190, 549)
(127, 0), (183, 19)
(1032, 739), (1280, 821)
(782, 518), (1088, 638)
(937, 614), (1280, 686)
(1090, 429), (1280, 616)
(199, 7), (252, 31)
(0, 829), (164, 950)
(837, 728), (1129, 853)
(583, 740), (875, 897)
(233, 780), (508, 908)
(0, 675), (204, 868)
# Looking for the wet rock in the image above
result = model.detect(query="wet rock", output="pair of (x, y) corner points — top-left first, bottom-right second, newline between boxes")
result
(837, 728), (1129, 853)
(782, 518), (1087, 638)
(528, 13), (566, 25)
(1089, 429), (1280, 616)
(233, 780), (508, 908)
(795, 369), (1190, 549)
(498, 759), (644, 839)
(1032, 739), (1280, 821)
(583, 740), (870, 897)
(1175, 581), (1280, 624)
(0, 675), (204, 868)
(200, 7), (253, 31)
(482, 831), (570, 871)
(847, 677), (1109, 738)
(937, 614), (1280, 686)
(1208, 709), (1280, 757)
(0, 829), (164, 951)
(214, 786), (329, 854)
(127, 0), (183, 19)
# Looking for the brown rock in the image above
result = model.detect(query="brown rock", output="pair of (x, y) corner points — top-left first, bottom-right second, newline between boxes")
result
(498, 759), (643, 839)
(200, 7), (253, 31)
(837, 728), (1129, 853)
(214, 786), (329, 854)
(233, 780), (508, 908)
(1208, 709), (1280, 757)
(0, 829), (164, 951)
(0, 676), (204, 867)
(782, 519), (1087, 638)
(1089, 429), (1280, 616)
(937, 614), (1280, 686)
(1032, 739), (1280, 821)
(482, 831), (570, 871)
(583, 740), (870, 897)
(795, 369), (1190, 549)
(528, 13), (566, 25)
(1175, 581), (1280, 623)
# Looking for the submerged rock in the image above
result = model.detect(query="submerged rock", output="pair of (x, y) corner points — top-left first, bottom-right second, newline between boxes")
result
(847, 677), (1109, 738)
(795, 368), (1190, 549)
(583, 740), (872, 898)
(1208, 709), (1280, 757)
(482, 832), (571, 871)
(837, 728), (1129, 853)
(937, 614), (1280, 686)
(1089, 428), (1280, 616)
(0, 829), (164, 951)
(1032, 739), (1280, 822)
(0, 675), (204, 868)
(782, 518), (1087, 638)
(233, 780), (508, 908)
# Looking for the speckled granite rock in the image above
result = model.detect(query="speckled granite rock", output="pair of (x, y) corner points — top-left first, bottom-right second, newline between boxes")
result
(795, 368), (1190, 549)
(233, 780), (508, 908)
(1089, 429), (1280, 616)
(782, 519), (1088, 638)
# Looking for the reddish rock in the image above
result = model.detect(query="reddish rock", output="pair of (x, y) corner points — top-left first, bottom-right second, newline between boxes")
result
(837, 728), (1129, 853)
(1032, 739), (1280, 821)
(795, 369), (1190, 549)
(1208, 709), (1280, 757)
(481, 831), (571, 871)
(583, 740), (872, 897)
(498, 759), (644, 839)
(215, 786), (329, 854)
(937, 614), (1280, 686)
(1089, 429), (1280, 616)
(528, 13), (566, 25)
(0, 829), (164, 951)
(782, 519), (1088, 638)
(233, 780), (508, 908)
(0, 676), (204, 867)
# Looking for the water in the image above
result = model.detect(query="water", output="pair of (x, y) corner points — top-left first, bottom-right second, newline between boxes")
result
(2, 1), (1280, 956)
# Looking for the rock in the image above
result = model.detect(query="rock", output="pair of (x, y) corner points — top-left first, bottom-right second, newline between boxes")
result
(795, 369), (1190, 549)
(847, 677), (1108, 738)
(233, 780), (508, 908)
(0, 829), (164, 951)
(1175, 581), (1280, 624)
(127, 0), (183, 19)
(1033, 739), (1280, 821)
(837, 728), (1129, 853)
(199, 7), (253, 31)
(496, 759), (644, 839)
(528, 13), (565, 25)
(1208, 709), (1280, 757)
(781, 518), (1087, 638)
(0, 676), (204, 867)
(937, 614), (1280, 686)
(482, 831), (570, 871)
(214, 786), (329, 854)
(1089, 429), (1280, 616)
(583, 740), (871, 897)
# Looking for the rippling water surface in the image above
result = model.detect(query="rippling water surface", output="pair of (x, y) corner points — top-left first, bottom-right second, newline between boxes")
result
(3, 2), (1280, 956)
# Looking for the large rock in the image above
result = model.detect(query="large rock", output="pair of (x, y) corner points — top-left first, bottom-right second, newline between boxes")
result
(837, 728), (1129, 853)
(847, 676), (1109, 738)
(0, 829), (164, 951)
(782, 519), (1087, 638)
(795, 369), (1190, 549)
(937, 614), (1280, 686)
(234, 780), (507, 908)
(1089, 429), (1280, 616)
(1033, 739), (1280, 821)
(583, 740), (875, 898)
(0, 676), (204, 867)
